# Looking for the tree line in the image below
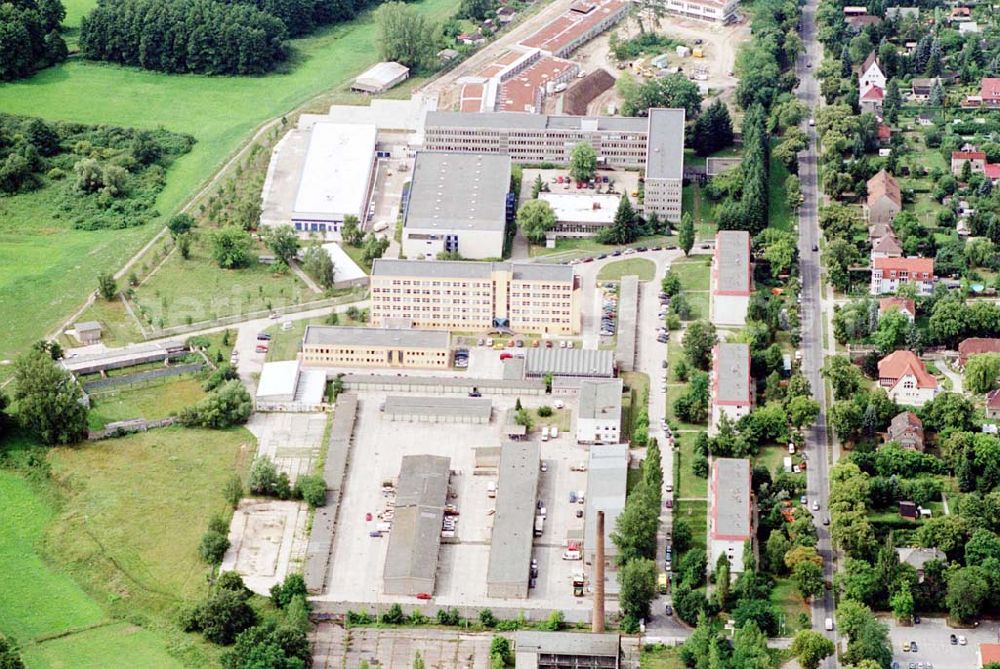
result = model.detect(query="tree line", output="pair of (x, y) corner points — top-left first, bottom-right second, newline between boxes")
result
(0, 0), (68, 81)
(79, 0), (392, 75)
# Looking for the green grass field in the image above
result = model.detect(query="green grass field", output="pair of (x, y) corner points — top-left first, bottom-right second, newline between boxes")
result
(768, 158), (793, 232)
(597, 258), (656, 281)
(23, 623), (187, 669)
(674, 432), (707, 499)
(640, 645), (686, 669)
(669, 257), (711, 292)
(770, 578), (811, 636)
(674, 499), (708, 555)
(86, 375), (207, 430)
(0, 472), (105, 641)
(0, 0), (459, 365)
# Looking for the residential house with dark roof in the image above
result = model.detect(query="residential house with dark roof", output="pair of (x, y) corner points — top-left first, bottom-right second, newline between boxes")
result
(958, 338), (1000, 367)
(871, 256), (935, 296)
(846, 14), (881, 31)
(709, 458), (752, 574)
(878, 350), (941, 407)
(871, 231), (903, 259)
(896, 547), (946, 582)
(910, 78), (940, 101)
(709, 343), (752, 435)
(878, 297), (915, 322)
(886, 411), (925, 451)
(864, 170), (902, 226)
(710, 231), (752, 327)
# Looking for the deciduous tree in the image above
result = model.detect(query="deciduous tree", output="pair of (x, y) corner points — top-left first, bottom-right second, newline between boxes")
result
(12, 349), (87, 445)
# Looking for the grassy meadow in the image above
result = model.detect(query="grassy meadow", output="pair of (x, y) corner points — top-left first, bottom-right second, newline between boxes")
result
(0, 0), (459, 365)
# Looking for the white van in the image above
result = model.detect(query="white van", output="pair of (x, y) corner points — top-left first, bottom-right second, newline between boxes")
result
(824, 618), (834, 631)
(550, 426), (559, 439)
(487, 481), (497, 498)
(372, 220), (389, 232)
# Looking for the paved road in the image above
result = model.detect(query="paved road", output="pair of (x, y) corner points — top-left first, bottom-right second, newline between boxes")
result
(794, 1), (838, 662)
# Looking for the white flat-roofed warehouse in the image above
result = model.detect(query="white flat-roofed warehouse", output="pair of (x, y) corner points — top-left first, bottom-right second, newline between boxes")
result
(383, 454), (451, 595)
(402, 152), (511, 260)
(351, 61), (410, 94)
(584, 443), (627, 569)
(382, 395), (493, 424)
(487, 441), (540, 599)
(524, 348), (615, 378)
(300, 325), (451, 369)
(290, 122), (377, 235)
(539, 192), (619, 238)
(254, 360), (326, 410)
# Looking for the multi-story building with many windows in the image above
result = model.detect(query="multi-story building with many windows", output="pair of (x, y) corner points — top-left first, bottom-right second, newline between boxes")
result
(369, 259), (580, 334)
(300, 326), (451, 369)
(423, 108), (685, 222)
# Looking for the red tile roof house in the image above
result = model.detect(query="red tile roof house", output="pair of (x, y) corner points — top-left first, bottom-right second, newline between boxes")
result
(967, 77), (1000, 108)
(871, 256), (935, 296)
(877, 123), (892, 144)
(878, 350), (941, 407)
(951, 150), (987, 177)
(864, 170), (902, 226)
(987, 390), (1000, 421)
(986, 163), (1000, 183)
(860, 85), (884, 116)
(879, 297), (915, 321)
(885, 410), (925, 451)
(957, 337), (1000, 368)
(980, 643), (1000, 668)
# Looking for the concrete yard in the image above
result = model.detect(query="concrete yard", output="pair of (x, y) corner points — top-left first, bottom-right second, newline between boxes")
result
(315, 392), (603, 613)
(221, 499), (309, 596)
(246, 412), (328, 482)
(312, 624), (499, 669)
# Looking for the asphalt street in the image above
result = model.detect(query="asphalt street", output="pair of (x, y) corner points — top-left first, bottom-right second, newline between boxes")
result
(793, 0), (839, 663)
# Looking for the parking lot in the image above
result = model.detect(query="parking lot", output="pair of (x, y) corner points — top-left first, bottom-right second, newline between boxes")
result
(246, 412), (327, 482)
(888, 617), (1000, 669)
(518, 167), (641, 207)
(316, 392), (600, 613)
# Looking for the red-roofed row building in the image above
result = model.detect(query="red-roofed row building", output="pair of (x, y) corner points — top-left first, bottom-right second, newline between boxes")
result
(878, 350), (941, 407)
(951, 149), (988, 176)
(965, 77), (1000, 108)
(879, 297), (916, 322)
(870, 256), (935, 296)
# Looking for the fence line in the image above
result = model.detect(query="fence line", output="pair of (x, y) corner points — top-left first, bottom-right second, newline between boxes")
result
(88, 417), (178, 441)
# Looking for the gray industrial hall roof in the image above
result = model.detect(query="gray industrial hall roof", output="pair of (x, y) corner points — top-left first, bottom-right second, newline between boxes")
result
(383, 395), (493, 419)
(584, 444), (628, 557)
(645, 108), (686, 180)
(371, 258), (572, 283)
(405, 152), (511, 233)
(715, 231), (751, 293)
(714, 343), (751, 404)
(303, 325), (449, 349)
(425, 110), (646, 133)
(712, 458), (751, 540)
(383, 455), (451, 585)
(487, 441), (540, 586)
(524, 348), (615, 378)
(514, 631), (621, 657)
(578, 378), (623, 421)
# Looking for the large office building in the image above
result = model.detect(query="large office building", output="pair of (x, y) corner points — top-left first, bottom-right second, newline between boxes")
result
(709, 457), (752, 574)
(709, 343), (753, 434)
(576, 378), (624, 444)
(290, 122), (377, 236)
(383, 455), (451, 595)
(710, 231), (752, 327)
(423, 108), (685, 221)
(369, 259), (580, 335)
(487, 441), (541, 599)
(299, 325), (451, 369)
(402, 152), (512, 260)
(658, 0), (739, 22)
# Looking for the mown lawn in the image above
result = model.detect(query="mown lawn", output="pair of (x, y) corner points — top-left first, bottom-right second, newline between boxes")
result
(597, 258), (657, 282)
(86, 375), (207, 430)
(641, 645), (686, 669)
(768, 158), (793, 232)
(669, 257), (711, 292)
(0, 0), (459, 365)
(674, 499), (708, 555)
(674, 431), (708, 499)
(23, 622), (187, 669)
(770, 578), (811, 636)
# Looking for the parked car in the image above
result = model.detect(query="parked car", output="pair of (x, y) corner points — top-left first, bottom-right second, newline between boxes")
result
(950, 634), (957, 645)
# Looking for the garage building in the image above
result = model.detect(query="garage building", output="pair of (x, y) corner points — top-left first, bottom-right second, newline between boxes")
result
(351, 61), (410, 94)
(383, 455), (451, 595)
(486, 441), (540, 599)
(300, 325), (451, 369)
(584, 443), (627, 569)
(255, 360), (327, 410)
(382, 395), (493, 424)
(524, 348), (615, 378)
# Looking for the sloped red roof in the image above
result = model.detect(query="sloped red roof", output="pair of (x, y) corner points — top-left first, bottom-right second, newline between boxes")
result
(982, 78), (1000, 102)
(958, 338), (1000, 365)
(867, 169), (901, 208)
(982, 644), (1000, 665)
(862, 85), (885, 100)
(878, 124), (892, 140)
(987, 389), (1000, 409)
(872, 234), (903, 255)
(986, 164), (1000, 179)
(878, 351), (938, 389)
(952, 150), (987, 161)
(879, 297), (915, 316)
(873, 256), (935, 277)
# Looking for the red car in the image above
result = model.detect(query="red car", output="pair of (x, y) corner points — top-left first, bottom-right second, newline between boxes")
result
(415, 592), (432, 600)
(500, 352), (513, 360)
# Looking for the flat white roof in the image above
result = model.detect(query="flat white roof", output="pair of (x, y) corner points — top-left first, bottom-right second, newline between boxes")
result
(292, 122), (376, 222)
(321, 242), (367, 282)
(256, 360), (300, 400)
(355, 61), (409, 88)
(539, 192), (619, 224)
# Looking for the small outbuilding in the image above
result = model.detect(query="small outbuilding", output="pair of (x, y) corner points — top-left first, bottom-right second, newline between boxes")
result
(352, 62), (410, 94)
(74, 321), (103, 345)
